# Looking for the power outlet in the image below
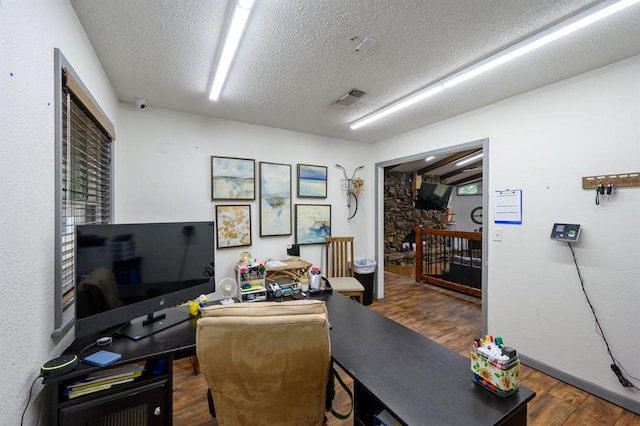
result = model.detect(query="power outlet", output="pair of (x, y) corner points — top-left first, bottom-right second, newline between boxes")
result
(493, 229), (503, 242)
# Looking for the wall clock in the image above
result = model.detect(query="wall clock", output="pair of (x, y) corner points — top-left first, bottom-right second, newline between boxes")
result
(471, 206), (483, 224)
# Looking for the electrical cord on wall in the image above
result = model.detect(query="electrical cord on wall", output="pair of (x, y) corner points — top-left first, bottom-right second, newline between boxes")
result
(178, 225), (194, 281)
(21, 374), (43, 426)
(568, 242), (639, 390)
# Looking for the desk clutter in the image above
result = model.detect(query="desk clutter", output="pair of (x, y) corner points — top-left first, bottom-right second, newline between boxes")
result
(58, 357), (167, 401)
(237, 263), (268, 302)
(470, 335), (520, 397)
(62, 363), (144, 399)
(231, 253), (330, 303)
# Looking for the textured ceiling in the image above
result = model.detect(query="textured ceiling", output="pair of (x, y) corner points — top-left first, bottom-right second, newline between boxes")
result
(70, 0), (640, 144)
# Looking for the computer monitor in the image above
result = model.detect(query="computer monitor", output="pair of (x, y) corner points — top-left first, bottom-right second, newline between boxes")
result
(74, 221), (215, 340)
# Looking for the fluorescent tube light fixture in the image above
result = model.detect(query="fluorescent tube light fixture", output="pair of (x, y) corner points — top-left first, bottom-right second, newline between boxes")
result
(349, 0), (640, 130)
(209, 0), (255, 102)
(350, 86), (443, 130)
(456, 153), (483, 167)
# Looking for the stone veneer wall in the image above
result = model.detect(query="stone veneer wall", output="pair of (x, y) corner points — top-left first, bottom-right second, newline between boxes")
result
(384, 171), (447, 266)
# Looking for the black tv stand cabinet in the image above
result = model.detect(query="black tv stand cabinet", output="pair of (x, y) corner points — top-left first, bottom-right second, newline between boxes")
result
(46, 353), (172, 426)
(45, 311), (198, 426)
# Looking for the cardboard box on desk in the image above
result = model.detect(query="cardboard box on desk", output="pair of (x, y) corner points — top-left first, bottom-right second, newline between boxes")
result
(470, 341), (520, 398)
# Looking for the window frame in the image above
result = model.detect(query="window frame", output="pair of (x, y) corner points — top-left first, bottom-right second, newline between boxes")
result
(52, 49), (115, 337)
(456, 181), (482, 196)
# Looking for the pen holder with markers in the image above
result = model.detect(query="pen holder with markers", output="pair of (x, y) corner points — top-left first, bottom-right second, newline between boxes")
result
(470, 336), (520, 397)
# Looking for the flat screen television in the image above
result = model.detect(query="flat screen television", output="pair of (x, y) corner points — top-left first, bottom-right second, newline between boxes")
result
(74, 221), (215, 341)
(415, 182), (453, 211)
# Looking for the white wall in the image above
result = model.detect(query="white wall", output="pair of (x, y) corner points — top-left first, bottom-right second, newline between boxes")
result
(373, 56), (640, 411)
(449, 188), (483, 231)
(114, 104), (374, 293)
(0, 0), (119, 423)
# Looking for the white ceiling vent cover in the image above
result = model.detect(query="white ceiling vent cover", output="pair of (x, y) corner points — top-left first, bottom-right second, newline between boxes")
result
(355, 37), (377, 53)
(336, 89), (366, 106)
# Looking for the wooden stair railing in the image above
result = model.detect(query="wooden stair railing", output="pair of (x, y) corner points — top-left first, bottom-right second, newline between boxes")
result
(415, 226), (482, 297)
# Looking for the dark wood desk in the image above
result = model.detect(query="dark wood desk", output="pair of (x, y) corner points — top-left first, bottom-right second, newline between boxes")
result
(318, 293), (535, 425)
(48, 295), (534, 425)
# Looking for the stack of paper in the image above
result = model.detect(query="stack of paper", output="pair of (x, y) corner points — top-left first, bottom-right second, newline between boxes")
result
(64, 364), (145, 399)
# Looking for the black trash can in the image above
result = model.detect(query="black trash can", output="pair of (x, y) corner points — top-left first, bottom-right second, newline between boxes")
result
(353, 258), (376, 306)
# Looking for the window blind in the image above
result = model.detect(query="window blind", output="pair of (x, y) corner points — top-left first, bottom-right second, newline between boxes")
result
(59, 87), (112, 307)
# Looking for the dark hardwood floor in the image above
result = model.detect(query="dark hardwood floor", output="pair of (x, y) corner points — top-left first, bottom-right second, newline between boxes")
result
(173, 270), (640, 426)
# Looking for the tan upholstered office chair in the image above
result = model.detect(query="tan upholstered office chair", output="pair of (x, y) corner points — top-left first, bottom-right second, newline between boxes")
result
(196, 300), (331, 426)
(324, 237), (364, 304)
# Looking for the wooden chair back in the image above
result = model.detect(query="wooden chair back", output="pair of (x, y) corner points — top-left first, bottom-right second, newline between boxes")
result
(325, 236), (355, 278)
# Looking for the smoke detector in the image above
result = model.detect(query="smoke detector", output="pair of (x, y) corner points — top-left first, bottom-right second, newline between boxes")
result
(336, 89), (366, 106)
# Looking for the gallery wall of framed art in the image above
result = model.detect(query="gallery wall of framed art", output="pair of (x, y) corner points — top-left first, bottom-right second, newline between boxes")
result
(259, 161), (292, 237)
(295, 204), (331, 245)
(211, 156), (255, 200)
(215, 204), (252, 249)
(297, 164), (327, 198)
(211, 159), (336, 250)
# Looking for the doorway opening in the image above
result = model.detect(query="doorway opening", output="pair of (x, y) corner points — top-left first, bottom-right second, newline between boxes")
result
(375, 138), (488, 333)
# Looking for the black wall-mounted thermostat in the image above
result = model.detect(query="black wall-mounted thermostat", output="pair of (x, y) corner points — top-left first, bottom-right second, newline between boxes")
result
(550, 223), (581, 242)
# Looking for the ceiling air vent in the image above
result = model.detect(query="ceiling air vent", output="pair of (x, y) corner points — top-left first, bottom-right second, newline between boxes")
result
(336, 89), (366, 106)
